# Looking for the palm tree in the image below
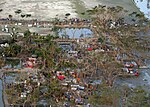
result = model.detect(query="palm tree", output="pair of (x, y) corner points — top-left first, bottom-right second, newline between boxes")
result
(40, 35), (61, 69)
(15, 9), (22, 19)
(26, 14), (31, 18)
(8, 14), (13, 20)
(21, 14), (26, 19)
(0, 9), (3, 12)
(15, 9), (22, 14)
(0, 58), (4, 68)
(10, 27), (18, 40)
(30, 87), (40, 107)
(4, 44), (17, 57)
(23, 30), (32, 45)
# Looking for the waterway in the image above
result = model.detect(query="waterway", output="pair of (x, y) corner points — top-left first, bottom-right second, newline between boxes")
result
(0, 80), (4, 107)
(134, 0), (150, 19)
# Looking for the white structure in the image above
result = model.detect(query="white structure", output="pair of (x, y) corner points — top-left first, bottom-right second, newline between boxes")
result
(0, 43), (9, 47)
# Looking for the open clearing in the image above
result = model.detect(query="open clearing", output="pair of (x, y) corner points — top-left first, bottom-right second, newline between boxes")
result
(0, 0), (140, 20)
(0, 0), (77, 20)
(81, 0), (139, 12)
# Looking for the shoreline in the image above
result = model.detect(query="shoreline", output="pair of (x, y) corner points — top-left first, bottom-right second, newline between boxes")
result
(131, 0), (143, 14)
(131, 0), (149, 19)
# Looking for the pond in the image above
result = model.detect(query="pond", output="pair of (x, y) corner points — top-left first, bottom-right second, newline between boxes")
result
(58, 28), (93, 39)
(37, 99), (48, 107)
(134, 0), (150, 19)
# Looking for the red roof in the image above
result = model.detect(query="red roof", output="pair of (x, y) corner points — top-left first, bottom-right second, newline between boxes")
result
(87, 48), (93, 51)
(57, 75), (65, 80)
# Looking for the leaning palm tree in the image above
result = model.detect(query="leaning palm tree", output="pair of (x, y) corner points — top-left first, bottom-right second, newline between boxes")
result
(0, 58), (4, 68)
(15, 9), (22, 19)
(23, 30), (32, 45)
(4, 45), (16, 57)
(40, 35), (60, 69)
(0, 9), (3, 12)
(21, 14), (26, 19)
(8, 14), (13, 20)
(10, 27), (18, 40)
(94, 53), (122, 86)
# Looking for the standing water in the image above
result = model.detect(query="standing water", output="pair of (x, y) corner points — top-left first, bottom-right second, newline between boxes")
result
(134, 0), (150, 19)
(58, 28), (93, 38)
(0, 80), (4, 107)
(114, 0), (150, 92)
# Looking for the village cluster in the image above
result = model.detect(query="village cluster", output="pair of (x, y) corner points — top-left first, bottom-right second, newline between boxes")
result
(0, 16), (143, 106)
(0, 3), (150, 106)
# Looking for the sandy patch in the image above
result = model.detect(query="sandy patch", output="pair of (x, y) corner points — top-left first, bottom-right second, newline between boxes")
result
(80, 0), (102, 8)
(81, 0), (140, 13)
(0, 0), (140, 20)
(0, 0), (77, 20)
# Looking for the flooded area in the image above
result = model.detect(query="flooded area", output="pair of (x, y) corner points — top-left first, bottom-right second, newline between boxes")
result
(118, 0), (150, 91)
(58, 28), (93, 38)
(0, 80), (4, 107)
(4, 73), (18, 84)
(134, 0), (150, 19)
(0, 0), (150, 106)
(115, 59), (150, 92)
